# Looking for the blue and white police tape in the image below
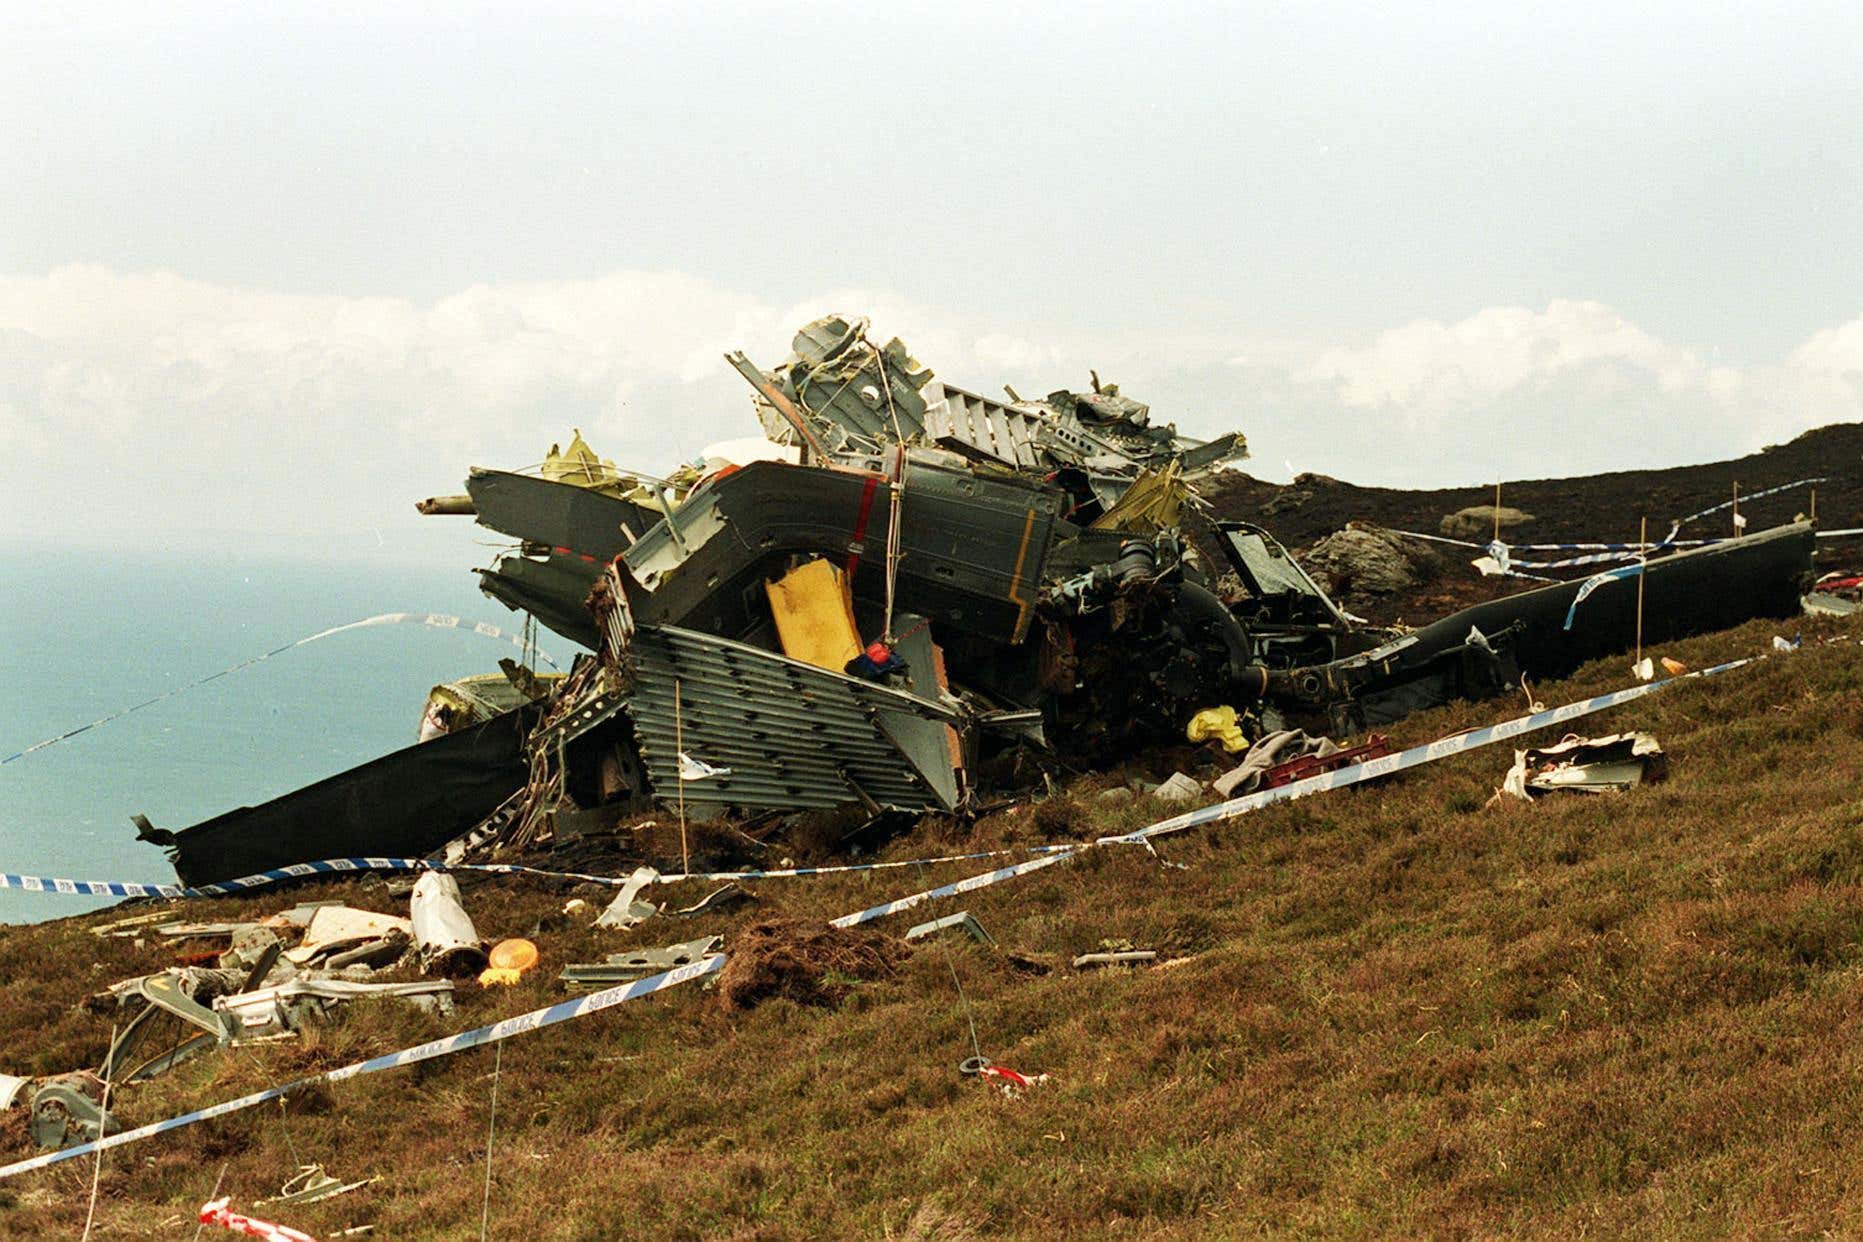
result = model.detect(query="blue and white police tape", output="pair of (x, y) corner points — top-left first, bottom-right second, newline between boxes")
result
(0, 953), (726, 1180)
(1490, 542), (1690, 573)
(1561, 561), (1648, 630)
(831, 849), (1083, 928)
(0, 846), (1085, 904)
(1, 612), (558, 767)
(1675, 476), (1825, 528)
(1392, 473), (1825, 576)
(0, 647), (1788, 1180)
(0, 857), (431, 901)
(658, 845), (1079, 887)
(1394, 529), (1714, 556)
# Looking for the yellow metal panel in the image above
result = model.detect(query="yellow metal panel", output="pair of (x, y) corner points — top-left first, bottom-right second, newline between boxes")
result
(765, 558), (863, 671)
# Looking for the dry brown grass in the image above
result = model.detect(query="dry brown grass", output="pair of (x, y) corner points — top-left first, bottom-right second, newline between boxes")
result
(3, 614), (1863, 1236)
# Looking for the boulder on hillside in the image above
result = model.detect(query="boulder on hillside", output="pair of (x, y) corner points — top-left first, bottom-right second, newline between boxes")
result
(1258, 487), (1313, 516)
(1301, 523), (1442, 610)
(1440, 505), (1535, 541)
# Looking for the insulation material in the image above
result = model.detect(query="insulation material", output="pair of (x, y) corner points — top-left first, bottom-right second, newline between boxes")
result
(764, 558), (862, 672)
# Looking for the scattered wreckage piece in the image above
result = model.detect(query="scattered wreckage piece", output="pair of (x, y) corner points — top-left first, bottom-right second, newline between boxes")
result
(559, 935), (724, 991)
(672, 883), (753, 917)
(409, 872), (487, 977)
(957, 1055), (1049, 1095)
(1072, 950), (1158, 969)
(593, 867), (662, 930)
(80, 889), (469, 1103)
(258, 1163), (379, 1208)
(29, 1081), (119, 1151)
(1500, 732), (1667, 800)
(89, 910), (175, 938)
(1151, 773), (1204, 805)
(198, 1196), (317, 1242)
(137, 705), (540, 886)
(286, 907), (413, 968)
(217, 980), (455, 1039)
(904, 910), (994, 946)
(1804, 570), (1863, 616)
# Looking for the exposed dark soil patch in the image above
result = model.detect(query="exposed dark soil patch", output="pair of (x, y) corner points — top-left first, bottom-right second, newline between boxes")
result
(716, 918), (911, 1011)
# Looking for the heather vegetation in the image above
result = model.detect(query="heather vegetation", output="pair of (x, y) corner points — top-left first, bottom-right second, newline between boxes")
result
(4, 612), (1862, 1237)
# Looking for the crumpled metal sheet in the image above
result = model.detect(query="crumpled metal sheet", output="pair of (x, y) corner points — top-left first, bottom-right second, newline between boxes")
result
(410, 872), (486, 977)
(145, 706), (540, 886)
(625, 624), (965, 814)
(620, 458), (1060, 646)
(478, 551), (603, 650)
(560, 935), (723, 989)
(214, 979), (455, 1038)
(465, 467), (658, 560)
(1501, 731), (1667, 799)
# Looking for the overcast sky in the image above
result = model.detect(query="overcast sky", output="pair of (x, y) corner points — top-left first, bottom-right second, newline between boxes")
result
(3, 1), (1860, 559)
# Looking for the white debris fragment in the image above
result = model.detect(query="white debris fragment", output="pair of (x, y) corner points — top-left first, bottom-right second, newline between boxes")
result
(1151, 772), (1204, 805)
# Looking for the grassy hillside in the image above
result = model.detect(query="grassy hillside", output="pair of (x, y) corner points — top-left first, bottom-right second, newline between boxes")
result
(5, 611), (1863, 1237)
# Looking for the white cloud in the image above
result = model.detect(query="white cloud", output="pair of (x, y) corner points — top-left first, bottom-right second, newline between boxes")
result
(2, 268), (1860, 555)
(1304, 299), (1708, 409)
(1285, 299), (1863, 479)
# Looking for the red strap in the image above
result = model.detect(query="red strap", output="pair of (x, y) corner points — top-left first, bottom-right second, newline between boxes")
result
(845, 474), (881, 582)
(981, 1065), (1031, 1089)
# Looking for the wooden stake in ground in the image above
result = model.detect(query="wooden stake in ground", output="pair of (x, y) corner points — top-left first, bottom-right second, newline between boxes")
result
(675, 677), (689, 877)
(1494, 481), (1503, 545)
(1635, 516), (1647, 675)
(1732, 481), (1740, 537)
(480, 1040), (502, 1242)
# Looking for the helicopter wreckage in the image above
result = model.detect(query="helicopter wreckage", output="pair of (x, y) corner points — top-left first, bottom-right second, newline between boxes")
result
(140, 316), (1816, 884)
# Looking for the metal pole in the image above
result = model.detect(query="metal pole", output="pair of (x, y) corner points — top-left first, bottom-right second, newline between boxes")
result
(675, 679), (689, 877)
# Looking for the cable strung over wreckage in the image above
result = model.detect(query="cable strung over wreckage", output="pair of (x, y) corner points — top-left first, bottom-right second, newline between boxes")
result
(0, 613), (556, 767)
(1394, 475), (1829, 576)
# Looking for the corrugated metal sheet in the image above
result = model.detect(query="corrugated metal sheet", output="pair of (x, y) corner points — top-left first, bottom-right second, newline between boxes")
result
(626, 625), (964, 814)
(921, 383), (1045, 469)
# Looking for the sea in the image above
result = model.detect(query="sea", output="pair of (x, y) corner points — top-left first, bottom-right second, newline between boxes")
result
(0, 546), (560, 924)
